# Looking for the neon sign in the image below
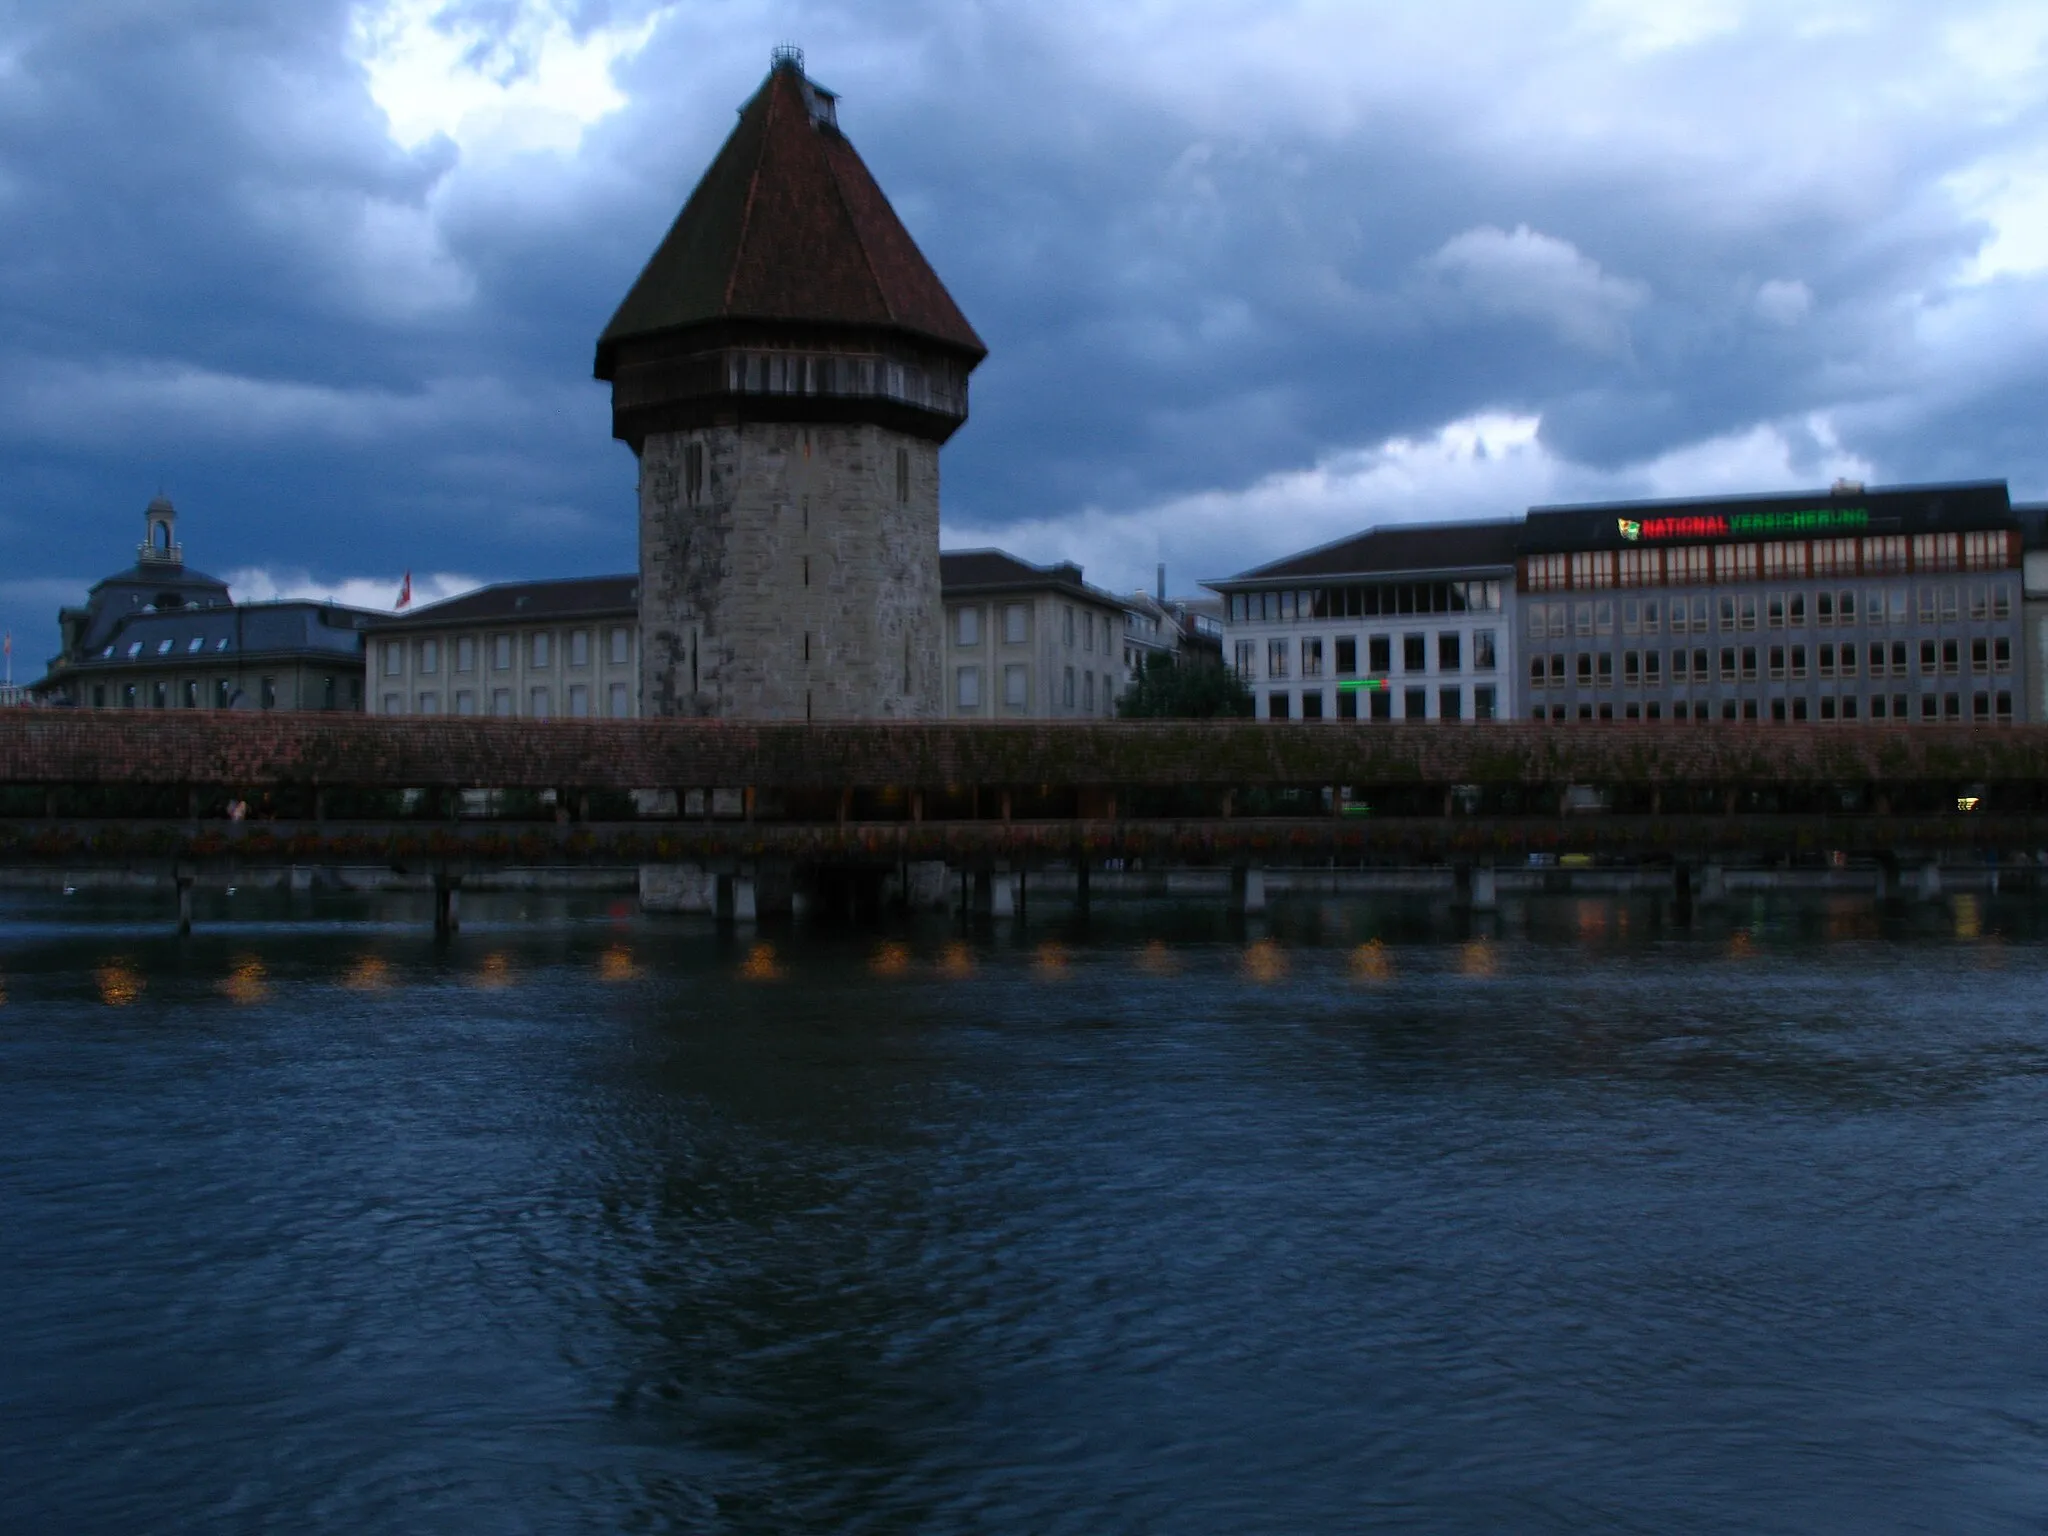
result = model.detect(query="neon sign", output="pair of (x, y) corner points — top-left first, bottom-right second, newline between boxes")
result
(1336, 678), (1391, 692)
(1617, 508), (1869, 542)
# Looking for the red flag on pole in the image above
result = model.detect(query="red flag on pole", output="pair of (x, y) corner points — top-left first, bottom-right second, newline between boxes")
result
(395, 572), (412, 610)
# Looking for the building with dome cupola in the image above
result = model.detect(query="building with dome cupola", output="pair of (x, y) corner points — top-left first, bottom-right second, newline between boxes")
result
(31, 497), (380, 711)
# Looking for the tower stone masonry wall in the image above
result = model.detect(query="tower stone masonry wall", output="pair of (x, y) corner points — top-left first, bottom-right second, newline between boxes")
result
(638, 421), (943, 719)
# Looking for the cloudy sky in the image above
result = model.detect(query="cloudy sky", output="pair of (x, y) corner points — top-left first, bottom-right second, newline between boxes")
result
(4, 0), (2048, 665)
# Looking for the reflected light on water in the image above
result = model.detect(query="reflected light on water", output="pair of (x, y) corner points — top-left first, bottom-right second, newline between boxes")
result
(738, 943), (781, 981)
(341, 956), (391, 991)
(937, 942), (975, 980)
(1954, 894), (1983, 941)
(219, 954), (269, 1005)
(95, 959), (143, 1007)
(1823, 898), (1877, 942)
(1349, 939), (1392, 983)
(1034, 942), (1069, 978)
(1458, 938), (1498, 977)
(1727, 931), (1755, 960)
(597, 944), (638, 982)
(473, 953), (514, 990)
(1242, 938), (1288, 983)
(1135, 939), (1179, 976)
(868, 941), (912, 977)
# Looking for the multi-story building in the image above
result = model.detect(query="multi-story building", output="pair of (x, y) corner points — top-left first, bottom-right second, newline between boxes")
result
(1209, 520), (1519, 721)
(1118, 576), (1226, 677)
(31, 497), (376, 712)
(363, 577), (640, 717)
(2019, 503), (2048, 722)
(593, 47), (985, 721)
(939, 550), (1133, 718)
(1516, 481), (2024, 724)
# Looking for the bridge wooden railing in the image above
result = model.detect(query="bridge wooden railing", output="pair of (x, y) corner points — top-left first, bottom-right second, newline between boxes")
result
(3, 713), (2048, 791)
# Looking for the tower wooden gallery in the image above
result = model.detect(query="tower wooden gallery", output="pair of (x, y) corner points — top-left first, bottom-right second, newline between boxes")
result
(594, 47), (987, 720)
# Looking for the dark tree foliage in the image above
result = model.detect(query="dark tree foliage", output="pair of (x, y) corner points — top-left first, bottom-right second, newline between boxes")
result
(1117, 653), (1254, 719)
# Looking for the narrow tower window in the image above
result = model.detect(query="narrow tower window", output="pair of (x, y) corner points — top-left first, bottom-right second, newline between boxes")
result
(802, 556), (810, 586)
(895, 447), (909, 504)
(684, 442), (705, 503)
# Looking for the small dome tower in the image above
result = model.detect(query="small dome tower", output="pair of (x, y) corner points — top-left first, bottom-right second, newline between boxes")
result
(138, 496), (183, 567)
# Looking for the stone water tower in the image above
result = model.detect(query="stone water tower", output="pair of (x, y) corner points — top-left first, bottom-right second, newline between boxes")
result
(595, 47), (986, 719)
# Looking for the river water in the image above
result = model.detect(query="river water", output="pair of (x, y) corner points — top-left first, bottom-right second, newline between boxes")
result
(1, 886), (2045, 1533)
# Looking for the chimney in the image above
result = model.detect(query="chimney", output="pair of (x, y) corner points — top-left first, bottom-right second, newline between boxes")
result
(1156, 563), (1166, 602)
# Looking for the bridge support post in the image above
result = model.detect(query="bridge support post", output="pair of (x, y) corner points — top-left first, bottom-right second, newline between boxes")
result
(752, 862), (793, 922)
(640, 864), (713, 913)
(1917, 862), (1942, 902)
(1076, 860), (1090, 915)
(1471, 866), (1498, 912)
(1232, 866), (1266, 915)
(991, 871), (1017, 918)
(1699, 864), (1726, 904)
(175, 868), (195, 936)
(713, 873), (756, 922)
(433, 874), (461, 937)
(1673, 861), (1693, 921)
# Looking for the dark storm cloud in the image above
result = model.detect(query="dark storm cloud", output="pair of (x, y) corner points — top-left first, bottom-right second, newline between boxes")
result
(2, 0), (2046, 659)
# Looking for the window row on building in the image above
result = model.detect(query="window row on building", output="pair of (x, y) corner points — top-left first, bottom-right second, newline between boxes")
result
(377, 625), (633, 680)
(1264, 683), (1500, 721)
(1523, 531), (2015, 592)
(1528, 638), (2015, 688)
(1531, 692), (2015, 723)
(1231, 629), (1500, 681)
(379, 682), (635, 718)
(954, 663), (1120, 714)
(84, 672), (358, 712)
(1224, 579), (1503, 625)
(950, 599), (1120, 654)
(1523, 584), (2014, 638)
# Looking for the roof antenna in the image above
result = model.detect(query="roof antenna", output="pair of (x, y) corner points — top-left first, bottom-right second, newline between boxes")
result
(771, 43), (804, 73)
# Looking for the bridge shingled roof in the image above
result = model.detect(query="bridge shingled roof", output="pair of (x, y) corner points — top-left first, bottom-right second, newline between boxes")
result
(3, 716), (2045, 792)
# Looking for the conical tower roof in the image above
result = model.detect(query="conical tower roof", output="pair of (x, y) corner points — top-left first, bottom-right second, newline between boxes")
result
(595, 56), (984, 378)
